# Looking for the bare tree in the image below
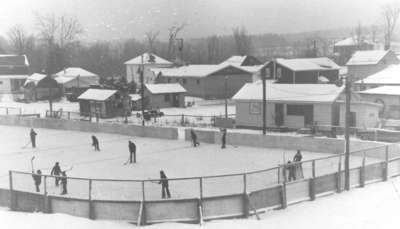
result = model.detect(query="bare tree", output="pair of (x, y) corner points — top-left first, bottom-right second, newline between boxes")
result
(7, 24), (34, 55)
(382, 3), (400, 50)
(232, 26), (252, 55)
(145, 30), (160, 53)
(167, 23), (186, 59)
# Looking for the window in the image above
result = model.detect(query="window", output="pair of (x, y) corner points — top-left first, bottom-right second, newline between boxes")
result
(286, 104), (304, 116)
(249, 102), (261, 114)
(167, 78), (171, 83)
(196, 79), (200, 85)
(164, 94), (170, 102)
(277, 67), (282, 79)
(183, 79), (187, 84)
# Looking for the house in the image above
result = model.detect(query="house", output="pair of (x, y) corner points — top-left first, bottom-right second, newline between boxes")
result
(143, 83), (186, 109)
(333, 37), (375, 65)
(346, 50), (399, 80)
(264, 57), (340, 84)
(154, 64), (252, 99)
(0, 55), (30, 94)
(77, 89), (131, 118)
(353, 64), (400, 90)
(124, 53), (173, 86)
(233, 82), (381, 130)
(358, 86), (400, 118)
(23, 73), (62, 101)
(54, 67), (100, 94)
(220, 56), (264, 81)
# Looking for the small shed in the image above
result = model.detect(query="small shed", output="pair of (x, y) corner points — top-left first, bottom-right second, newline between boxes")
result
(77, 89), (131, 118)
(144, 83), (186, 109)
(24, 73), (62, 101)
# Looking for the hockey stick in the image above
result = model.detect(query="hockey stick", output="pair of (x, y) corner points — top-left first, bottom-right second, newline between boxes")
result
(30, 156), (35, 171)
(22, 140), (31, 149)
(64, 166), (73, 172)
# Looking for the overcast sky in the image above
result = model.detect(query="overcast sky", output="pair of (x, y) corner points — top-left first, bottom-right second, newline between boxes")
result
(0, 0), (395, 41)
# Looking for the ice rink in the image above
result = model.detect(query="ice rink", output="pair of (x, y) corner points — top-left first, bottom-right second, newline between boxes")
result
(0, 125), (372, 200)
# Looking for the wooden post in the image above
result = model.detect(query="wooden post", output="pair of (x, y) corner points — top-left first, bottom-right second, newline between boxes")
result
(141, 180), (146, 225)
(309, 160), (316, 201)
(277, 167), (281, 184)
(43, 176), (50, 213)
(19, 108), (22, 115)
(384, 145), (389, 181)
(242, 174), (249, 218)
(68, 112), (70, 120)
(337, 160), (342, 193)
(281, 183), (287, 209)
(9, 171), (16, 211)
(197, 198), (204, 225)
(88, 179), (95, 219)
(199, 177), (203, 200)
(360, 153), (366, 187)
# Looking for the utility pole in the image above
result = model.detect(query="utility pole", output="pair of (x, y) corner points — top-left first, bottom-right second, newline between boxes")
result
(46, 39), (54, 118)
(344, 76), (351, 191)
(140, 55), (145, 126)
(261, 66), (267, 135)
(224, 76), (228, 119)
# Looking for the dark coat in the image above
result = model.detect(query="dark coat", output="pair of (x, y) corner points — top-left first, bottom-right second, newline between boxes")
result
(92, 136), (99, 145)
(30, 129), (37, 139)
(129, 142), (136, 153)
(159, 173), (169, 187)
(32, 174), (41, 186)
(51, 165), (61, 175)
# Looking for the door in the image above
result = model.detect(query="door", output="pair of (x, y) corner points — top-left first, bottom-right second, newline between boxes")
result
(172, 93), (180, 107)
(303, 105), (314, 127)
(275, 104), (284, 126)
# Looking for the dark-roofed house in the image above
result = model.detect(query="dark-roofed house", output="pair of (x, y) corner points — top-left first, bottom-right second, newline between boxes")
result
(333, 37), (375, 65)
(346, 50), (399, 80)
(0, 55), (30, 93)
(264, 57), (340, 84)
(154, 65), (252, 99)
(125, 52), (173, 85)
(143, 83), (186, 109)
(23, 73), (62, 101)
(77, 88), (131, 118)
(233, 82), (381, 130)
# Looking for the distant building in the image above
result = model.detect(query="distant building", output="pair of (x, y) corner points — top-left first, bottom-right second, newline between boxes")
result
(359, 86), (400, 118)
(54, 67), (100, 95)
(333, 37), (375, 65)
(233, 82), (381, 130)
(220, 55), (264, 81)
(77, 88), (131, 118)
(23, 73), (62, 101)
(346, 50), (399, 80)
(154, 64), (252, 99)
(0, 55), (30, 94)
(124, 53), (173, 86)
(353, 64), (400, 91)
(143, 83), (186, 109)
(264, 57), (340, 84)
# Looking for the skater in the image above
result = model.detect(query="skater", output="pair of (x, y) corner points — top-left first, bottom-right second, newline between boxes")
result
(221, 128), (227, 149)
(128, 140), (136, 164)
(159, 170), (171, 199)
(31, 169), (42, 192)
(30, 128), (37, 148)
(91, 135), (100, 151)
(293, 150), (304, 179)
(50, 162), (62, 186)
(190, 129), (199, 147)
(293, 150), (302, 162)
(286, 160), (296, 181)
(60, 171), (68, 195)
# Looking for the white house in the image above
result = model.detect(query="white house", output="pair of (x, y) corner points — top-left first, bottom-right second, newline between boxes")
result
(233, 82), (381, 130)
(54, 67), (100, 90)
(0, 55), (30, 94)
(124, 53), (173, 85)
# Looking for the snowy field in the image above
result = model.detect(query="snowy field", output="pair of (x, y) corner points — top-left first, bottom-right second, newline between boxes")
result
(0, 125), (373, 201)
(2, 177), (400, 229)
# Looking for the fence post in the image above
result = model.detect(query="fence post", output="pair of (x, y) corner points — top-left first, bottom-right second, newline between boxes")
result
(281, 165), (287, 209)
(68, 112), (71, 120)
(199, 177), (203, 200)
(181, 115), (184, 126)
(384, 145), (389, 181)
(88, 179), (95, 219)
(140, 181), (146, 225)
(360, 153), (366, 187)
(9, 171), (16, 211)
(43, 176), (50, 213)
(6, 108), (8, 115)
(19, 108), (22, 115)
(277, 167), (281, 184)
(198, 177), (204, 225)
(337, 160), (342, 193)
(309, 160), (316, 201)
(242, 174), (249, 218)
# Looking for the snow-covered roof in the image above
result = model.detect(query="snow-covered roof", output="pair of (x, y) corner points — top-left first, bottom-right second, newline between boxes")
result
(129, 94), (142, 101)
(124, 53), (172, 65)
(78, 89), (117, 101)
(359, 86), (400, 96)
(145, 83), (186, 94)
(233, 82), (344, 103)
(334, 37), (373, 47)
(276, 57), (340, 71)
(155, 65), (251, 78)
(24, 73), (47, 86)
(0, 74), (29, 80)
(0, 54), (29, 66)
(220, 56), (247, 66)
(55, 67), (99, 78)
(346, 50), (390, 66)
(354, 65), (400, 85)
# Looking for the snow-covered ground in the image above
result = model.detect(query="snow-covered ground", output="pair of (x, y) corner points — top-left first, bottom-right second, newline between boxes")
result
(2, 177), (400, 229)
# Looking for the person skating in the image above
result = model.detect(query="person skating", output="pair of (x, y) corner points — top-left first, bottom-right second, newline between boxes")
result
(221, 128), (227, 149)
(60, 171), (68, 195)
(50, 162), (62, 186)
(190, 129), (199, 147)
(31, 168), (42, 192)
(30, 128), (37, 148)
(286, 160), (296, 181)
(128, 140), (136, 164)
(159, 170), (171, 199)
(91, 135), (100, 151)
(293, 150), (304, 179)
